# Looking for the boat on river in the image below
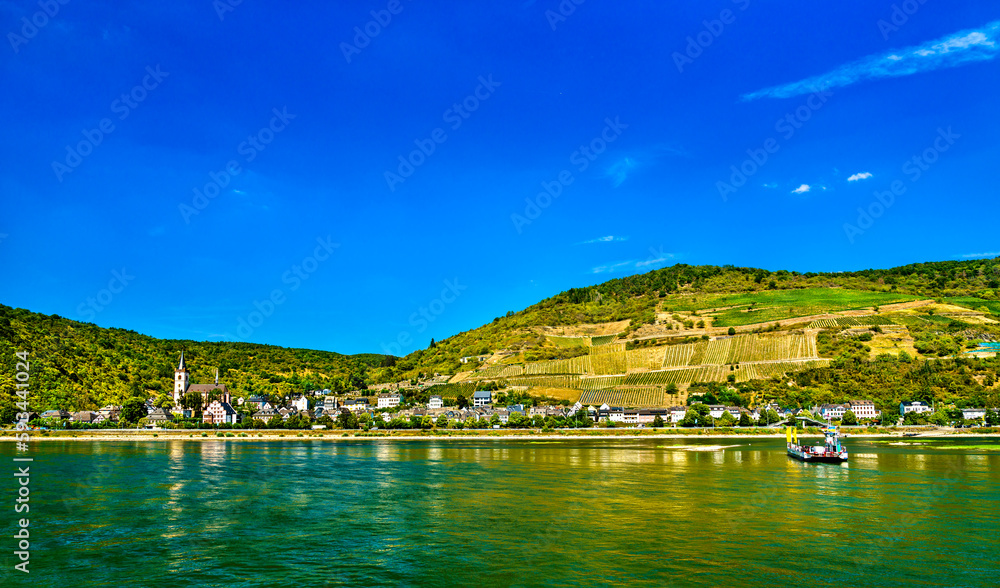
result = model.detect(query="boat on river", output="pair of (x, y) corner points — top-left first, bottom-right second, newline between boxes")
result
(786, 426), (848, 463)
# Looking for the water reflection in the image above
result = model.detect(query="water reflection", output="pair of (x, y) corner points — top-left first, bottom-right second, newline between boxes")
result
(8, 438), (1000, 587)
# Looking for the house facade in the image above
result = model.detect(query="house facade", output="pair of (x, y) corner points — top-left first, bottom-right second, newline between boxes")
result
(203, 400), (239, 425)
(473, 390), (492, 407)
(377, 393), (401, 409)
(900, 401), (934, 416)
(961, 408), (986, 420)
(815, 404), (849, 421)
(848, 400), (880, 420)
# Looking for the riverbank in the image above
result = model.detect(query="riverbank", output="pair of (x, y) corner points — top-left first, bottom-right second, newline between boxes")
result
(2, 427), (996, 442)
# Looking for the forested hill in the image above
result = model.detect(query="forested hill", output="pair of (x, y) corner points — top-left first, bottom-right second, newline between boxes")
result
(533, 258), (1000, 325)
(0, 304), (385, 413)
(2, 257), (999, 412)
(386, 258), (1000, 378)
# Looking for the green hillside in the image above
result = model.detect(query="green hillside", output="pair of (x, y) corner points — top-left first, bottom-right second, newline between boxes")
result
(2, 258), (999, 417)
(0, 304), (383, 414)
(389, 258), (1000, 378)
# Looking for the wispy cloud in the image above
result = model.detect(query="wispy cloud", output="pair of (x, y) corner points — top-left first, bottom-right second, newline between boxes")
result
(762, 182), (778, 189)
(577, 235), (628, 245)
(742, 20), (1000, 101)
(960, 251), (1000, 259)
(605, 157), (639, 187)
(591, 252), (675, 274)
(791, 184), (811, 194)
(847, 172), (873, 182)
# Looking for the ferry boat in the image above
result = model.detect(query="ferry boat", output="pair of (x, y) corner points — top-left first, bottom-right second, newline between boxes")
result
(786, 425), (848, 463)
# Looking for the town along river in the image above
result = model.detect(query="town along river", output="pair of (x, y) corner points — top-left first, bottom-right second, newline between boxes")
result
(4, 437), (999, 587)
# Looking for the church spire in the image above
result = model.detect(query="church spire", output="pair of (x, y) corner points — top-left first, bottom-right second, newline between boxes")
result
(178, 351), (185, 370)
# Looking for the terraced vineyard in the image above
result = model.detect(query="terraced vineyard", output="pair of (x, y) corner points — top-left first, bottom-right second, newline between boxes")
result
(590, 334), (619, 346)
(622, 365), (731, 386)
(506, 375), (582, 389)
(809, 316), (897, 328)
(579, 375), (626, 390)
(590, 344), (627, 374)
(733, 359), (831, 382)
(661, 343), (697, 368)
(472, 364), (514, 379)
(590, 342), (626, 354)
(725, 333), (816, 363)
(626, 346), (666, 371)
(497, 365), (525, 378)
(579, 388), (664, 407)
(703, 338), (732, 365)
(525, 355), (591, 375)
(461, 330), (827, 400)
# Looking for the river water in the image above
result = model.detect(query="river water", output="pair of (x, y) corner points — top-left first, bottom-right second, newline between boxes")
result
(3, 437), (998, 587)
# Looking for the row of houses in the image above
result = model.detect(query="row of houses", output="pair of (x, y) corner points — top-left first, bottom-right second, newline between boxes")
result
(812, 400), (881, 421)
(900, 402), (996, 421)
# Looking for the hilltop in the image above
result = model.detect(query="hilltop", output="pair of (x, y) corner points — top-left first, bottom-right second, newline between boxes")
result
(383, 258), (1000, 411)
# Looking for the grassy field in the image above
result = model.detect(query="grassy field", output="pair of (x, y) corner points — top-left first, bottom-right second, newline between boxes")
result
(946, 297), (1000, 316)
(547, 335), (590, 348)
(664, 288), (918, 327)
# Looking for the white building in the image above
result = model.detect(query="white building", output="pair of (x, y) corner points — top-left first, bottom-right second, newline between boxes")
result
(291, 396), (309, 412)
(670, 406), (687, 424)
(961, 408), (986, 420)
(203, 400), (238, 425)
(377, 393), (401, 409)
(428, 395), (444, 409)
(473, 390), (492, 407)
(815, 404), (849, 421)
(900, 401), (933, 416)
(708, 405), (727, 419)
(848, 400), (880, 420)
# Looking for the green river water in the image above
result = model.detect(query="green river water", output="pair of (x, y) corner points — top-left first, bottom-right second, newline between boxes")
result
(2, 437), (998, 587)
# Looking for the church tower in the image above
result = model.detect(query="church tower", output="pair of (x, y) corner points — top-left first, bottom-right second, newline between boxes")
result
(174, 352), (189, 405)
(215, 368), (231, 404)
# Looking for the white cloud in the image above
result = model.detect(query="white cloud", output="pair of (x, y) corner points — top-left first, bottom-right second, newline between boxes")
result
(961, 251), (1000, 259)
(577, 235), (628, 245)
(742, 21), (1000, 101)
(847, 172), (873, 182)
(591, 252), (674, 274)
(605, 157), (639, 187)
(791, 184), (811, 194)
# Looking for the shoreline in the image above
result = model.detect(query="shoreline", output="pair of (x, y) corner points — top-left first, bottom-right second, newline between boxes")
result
(2, 428), (996, 442)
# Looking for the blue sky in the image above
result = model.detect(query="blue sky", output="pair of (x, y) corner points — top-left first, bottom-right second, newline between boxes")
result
(1, 1), (998, 355)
